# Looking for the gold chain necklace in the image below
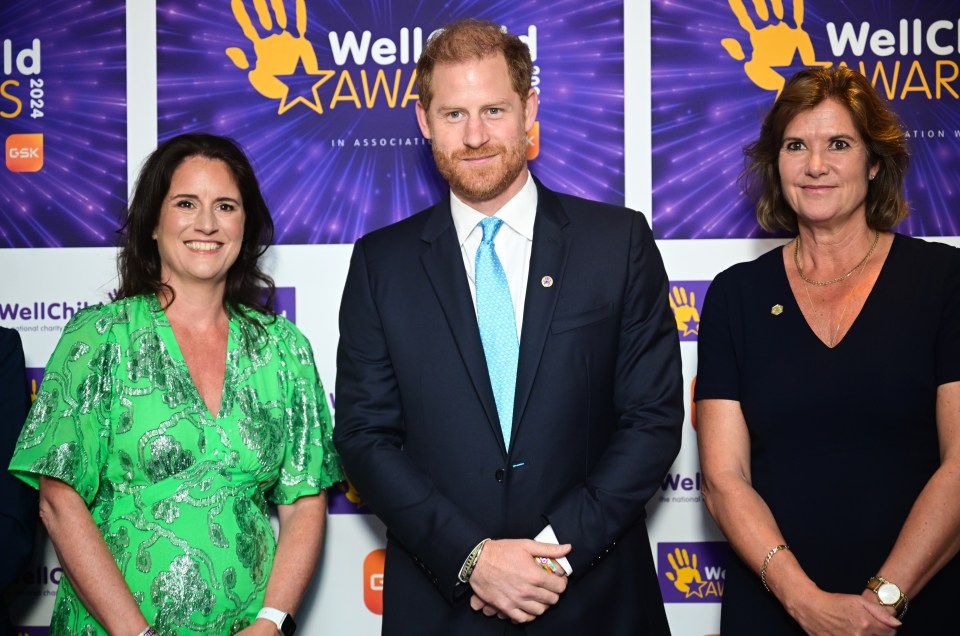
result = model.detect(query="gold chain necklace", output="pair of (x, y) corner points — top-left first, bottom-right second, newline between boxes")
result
(800, 238), (874, 347)
(794, 229), (880, 287)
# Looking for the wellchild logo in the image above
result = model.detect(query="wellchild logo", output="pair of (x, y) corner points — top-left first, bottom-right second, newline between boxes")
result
(720, 0), (831, 97)
(26, 368), (43, 402)
(826, 16), (960, 102)
(668, 281), (709, 341)
(658, 542), (730, 603)
(719, 0), (960, 102)
(225, 0), (337, 115)
(1, 36), (44, 122)
(21, 564), (63, 589)
(328, 476), (370, 515)
(0, 299), (94, 333)
(223, 0), (539, 116)
(659, 471), (703, 504)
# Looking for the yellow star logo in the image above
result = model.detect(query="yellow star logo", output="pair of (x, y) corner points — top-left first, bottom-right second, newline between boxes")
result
(685, 580), (708, 599)
(276, 66), (336, 115)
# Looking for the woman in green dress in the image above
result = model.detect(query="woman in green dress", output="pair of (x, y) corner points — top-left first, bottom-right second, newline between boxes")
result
(10, 134), (343, 635)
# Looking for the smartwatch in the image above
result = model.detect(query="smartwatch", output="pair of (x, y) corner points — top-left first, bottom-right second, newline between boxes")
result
(257, 607), (297, 636)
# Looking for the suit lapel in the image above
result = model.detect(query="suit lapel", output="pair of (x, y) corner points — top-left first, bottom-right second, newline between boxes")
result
(512, 181), (570, 444)
(419, 198), (505, 453)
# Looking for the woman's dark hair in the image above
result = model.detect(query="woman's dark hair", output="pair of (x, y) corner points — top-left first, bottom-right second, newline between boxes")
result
(742, 66), (909, 233)
(116, 133), (275, 319)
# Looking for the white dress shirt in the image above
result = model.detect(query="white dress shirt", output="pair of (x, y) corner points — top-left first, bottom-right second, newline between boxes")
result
(449, 172), (573, 576)
(450, 172), (536, 339)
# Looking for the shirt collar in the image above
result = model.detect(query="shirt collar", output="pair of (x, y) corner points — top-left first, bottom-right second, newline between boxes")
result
(451, 172), (538, 246)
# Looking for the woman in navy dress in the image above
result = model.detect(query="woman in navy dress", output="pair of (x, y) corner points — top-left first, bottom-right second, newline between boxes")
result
(696, 67), (960, 634)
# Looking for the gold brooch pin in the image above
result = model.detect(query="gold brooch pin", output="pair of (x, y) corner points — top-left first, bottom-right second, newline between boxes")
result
(541, 276), (554, 288)
(771, 304), (783, 316)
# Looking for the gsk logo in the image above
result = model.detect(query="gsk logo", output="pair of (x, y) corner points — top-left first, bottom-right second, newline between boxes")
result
(658, 542), (730, 603)
(669, 281), (709, 341)
(719, 0), (831, 97)
(526, 121), (540, 160)
(6, 133), (43, 172)
(363, 549), (386, 615)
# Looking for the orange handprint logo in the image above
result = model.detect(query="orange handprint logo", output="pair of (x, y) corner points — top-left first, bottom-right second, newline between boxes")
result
(338, 474), (366, 509)
(225, 0), (335, 114)
(720, 0), (831, 97)
(669, 285), (700, 338)
(665, 547), (705, 598)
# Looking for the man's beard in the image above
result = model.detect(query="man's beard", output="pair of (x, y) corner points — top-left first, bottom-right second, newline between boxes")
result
(432, 135), (527, 204)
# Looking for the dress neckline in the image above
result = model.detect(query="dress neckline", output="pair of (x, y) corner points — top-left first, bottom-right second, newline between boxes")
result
(778, 233), (899, 350)
(146, 294), (237, 422)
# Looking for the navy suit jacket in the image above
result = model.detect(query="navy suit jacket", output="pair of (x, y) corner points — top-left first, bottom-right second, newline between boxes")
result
(0, 328), (36, 632)
(334, 179), (683, 635)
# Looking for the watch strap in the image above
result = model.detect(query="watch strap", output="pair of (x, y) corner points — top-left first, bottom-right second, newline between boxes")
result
(866, 576), (909, 620)
(257, 607), (297, 636)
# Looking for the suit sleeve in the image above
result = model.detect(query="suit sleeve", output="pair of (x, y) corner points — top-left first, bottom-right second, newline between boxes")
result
(544, 213), (683, 577)
(334, 239), (486, 601)
(0, 328), (37, 590)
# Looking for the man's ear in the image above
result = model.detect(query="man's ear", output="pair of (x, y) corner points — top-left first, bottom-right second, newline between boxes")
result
(523, 89), (539, 132)
(416, 101), (433, 140)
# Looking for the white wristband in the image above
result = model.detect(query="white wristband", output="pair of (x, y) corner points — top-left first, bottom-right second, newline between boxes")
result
(257, 607), (291, 634)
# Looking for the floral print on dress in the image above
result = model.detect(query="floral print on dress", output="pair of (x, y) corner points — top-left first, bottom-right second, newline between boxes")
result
(9, 295), (343, 635)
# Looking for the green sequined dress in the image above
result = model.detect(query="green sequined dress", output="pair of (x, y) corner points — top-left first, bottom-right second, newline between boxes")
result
(9, 295), (343, 635)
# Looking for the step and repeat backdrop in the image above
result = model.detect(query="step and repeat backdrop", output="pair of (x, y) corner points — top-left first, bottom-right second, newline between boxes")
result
(2, 0), (959, 634)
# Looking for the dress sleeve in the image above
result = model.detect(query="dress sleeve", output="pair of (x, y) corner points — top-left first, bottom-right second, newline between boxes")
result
(267, 321), (343, 505)
(9, 306), (118, 504)
(695, 269), (742, 401)
(936, 245), (960, 385)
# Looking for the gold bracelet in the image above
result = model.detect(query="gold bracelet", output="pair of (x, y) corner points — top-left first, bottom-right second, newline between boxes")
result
(458, 538), (490, 583)
(760, 544), (790, 593)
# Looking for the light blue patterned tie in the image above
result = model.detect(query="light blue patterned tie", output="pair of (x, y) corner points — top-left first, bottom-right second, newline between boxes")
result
(475, 217), (519, 448)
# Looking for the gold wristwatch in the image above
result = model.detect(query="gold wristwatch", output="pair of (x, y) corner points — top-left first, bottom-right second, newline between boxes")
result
(866, 576), (908, 620)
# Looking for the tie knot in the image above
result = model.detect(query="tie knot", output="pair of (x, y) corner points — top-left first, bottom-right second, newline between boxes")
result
(479, 217), (503, 244)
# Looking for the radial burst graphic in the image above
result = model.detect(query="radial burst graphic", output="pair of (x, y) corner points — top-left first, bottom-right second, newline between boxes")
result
(0, 0), (127, 248)
(651, 0), (960, 239)
(157, 0), (625, 245)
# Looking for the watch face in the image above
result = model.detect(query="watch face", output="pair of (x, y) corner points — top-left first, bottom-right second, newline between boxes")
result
(877, 582), (901, 605)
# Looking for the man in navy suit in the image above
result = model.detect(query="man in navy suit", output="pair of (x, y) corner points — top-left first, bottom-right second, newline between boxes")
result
(334, 18), (683, 635)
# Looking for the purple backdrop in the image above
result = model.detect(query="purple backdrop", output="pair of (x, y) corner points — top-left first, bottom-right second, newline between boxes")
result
(0, 0), (127, 248)
(156, 0), (625, 245)
(651, 0), (960, 239)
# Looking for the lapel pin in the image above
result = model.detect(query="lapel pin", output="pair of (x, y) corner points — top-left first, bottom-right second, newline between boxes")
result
(541, 276), (554, 288)
(771, 304), (783, 316)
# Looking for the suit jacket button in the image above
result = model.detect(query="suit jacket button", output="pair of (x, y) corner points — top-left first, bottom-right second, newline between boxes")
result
(494, 468), (505, 482)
